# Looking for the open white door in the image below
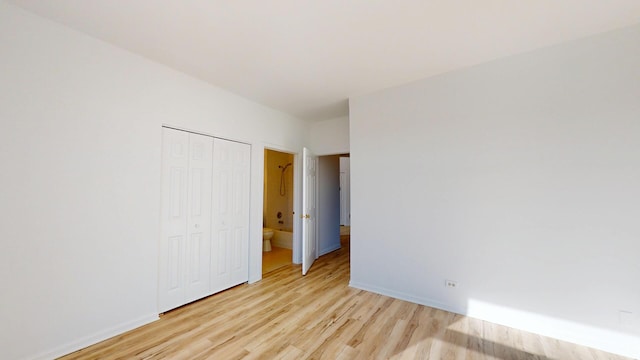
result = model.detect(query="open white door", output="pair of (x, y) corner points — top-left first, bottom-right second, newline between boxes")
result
(302, 147), (318, 275)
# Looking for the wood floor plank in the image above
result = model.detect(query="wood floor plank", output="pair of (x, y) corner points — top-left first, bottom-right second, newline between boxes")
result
(336, 345), (360, 360)
(272, 345), (305, 360)
(58, 237), (632, 360)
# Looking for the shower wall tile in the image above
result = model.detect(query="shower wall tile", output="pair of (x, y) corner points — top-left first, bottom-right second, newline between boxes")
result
(264, 150), (294, 231)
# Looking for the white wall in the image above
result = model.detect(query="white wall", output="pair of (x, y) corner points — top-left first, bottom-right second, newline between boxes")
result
(349, 24), (640, 358)
(0, 2), (308, 359)
(317, 155), (341, 255)
(308, 115), (349, 155)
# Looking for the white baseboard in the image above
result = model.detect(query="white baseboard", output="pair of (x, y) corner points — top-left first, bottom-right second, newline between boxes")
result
(27, 314), (159, 360)
(349, 281), (465, 315)
(318, 244), (341, 256)
(349, 281), (640, 359)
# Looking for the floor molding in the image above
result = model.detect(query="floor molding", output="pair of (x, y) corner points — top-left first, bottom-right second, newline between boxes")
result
(349, 280), (639, 359)
(29, 314), (159, 360)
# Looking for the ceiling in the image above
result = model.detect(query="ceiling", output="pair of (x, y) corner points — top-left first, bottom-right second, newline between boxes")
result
(8, 1), (640, 121)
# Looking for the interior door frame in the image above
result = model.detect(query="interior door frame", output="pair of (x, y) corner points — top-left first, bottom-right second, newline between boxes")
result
(302, 147), (319, 275)
(262, 144), (302, 267)
(339, 157), (350, 226)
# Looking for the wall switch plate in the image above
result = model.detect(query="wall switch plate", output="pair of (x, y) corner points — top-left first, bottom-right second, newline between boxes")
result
(445, 280), (458, 288)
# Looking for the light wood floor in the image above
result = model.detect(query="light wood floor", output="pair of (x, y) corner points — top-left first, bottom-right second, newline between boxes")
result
(60, 236), (630, 360)
(262, 246), (293, 274)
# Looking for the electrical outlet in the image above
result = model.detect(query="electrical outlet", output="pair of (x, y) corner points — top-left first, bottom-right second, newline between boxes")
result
(445, 280), (458, 288)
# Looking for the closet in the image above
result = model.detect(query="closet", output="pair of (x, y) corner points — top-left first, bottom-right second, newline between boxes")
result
(159, 127), (250, 313)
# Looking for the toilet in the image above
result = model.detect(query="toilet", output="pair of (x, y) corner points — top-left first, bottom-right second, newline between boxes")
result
(263, 228), (274, 252)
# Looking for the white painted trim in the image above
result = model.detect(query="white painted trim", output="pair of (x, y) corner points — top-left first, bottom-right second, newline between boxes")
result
(162, 124), (251, 146)
(292, 152), (302, 265)
(464, 300), (640, 359)
(348, 282), (640, 359)
(261, 145), (302, 268)
(349, 281), (463, 315)
(27, 314), (159, 360)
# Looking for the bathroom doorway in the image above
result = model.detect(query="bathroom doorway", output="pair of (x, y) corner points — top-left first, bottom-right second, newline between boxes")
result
(263, 149), (295, 274)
